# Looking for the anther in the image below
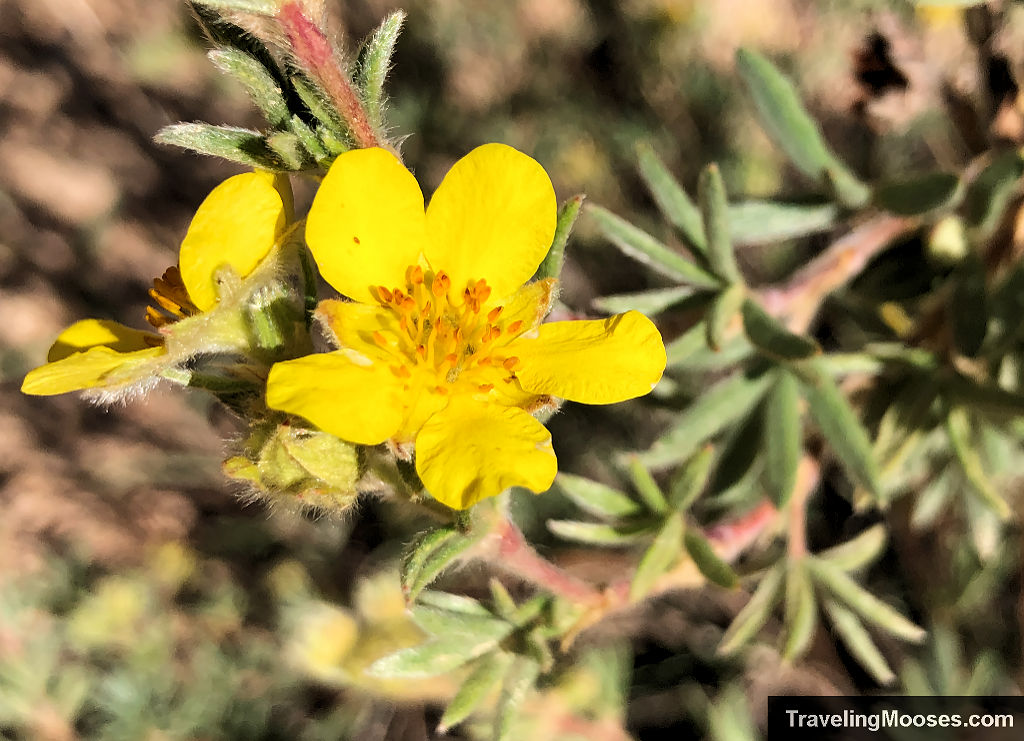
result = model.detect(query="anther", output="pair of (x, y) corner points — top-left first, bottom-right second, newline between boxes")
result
(487, 306), (504, 322)
(409, 265), (424, 285)
(390, 365), (412, 379)
(400, 297), (416, 312)
(372, 331), (390, 348)
(378, 286), (393, 303)
(507, 320), (524, 334)
(432, 271), (450, 298)
(502, 356), (519, 371)
(416, 345), (427, 361)
(485, 326), (501, 342)
(478, 383), (494, 392)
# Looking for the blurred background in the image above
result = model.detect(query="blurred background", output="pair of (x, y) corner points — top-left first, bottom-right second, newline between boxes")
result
(1, 0), (1022, 738)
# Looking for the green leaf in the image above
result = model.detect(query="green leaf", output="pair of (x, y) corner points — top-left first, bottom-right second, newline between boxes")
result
(637, 143), (707, 254)
(718, 562), (785, 655)
(800, 362), (881, 496)
(401, 527), (483, 602)
(438, 653), (512, 733)
(706, 283), (745, 352)
(593, 285), (697, 315)
(192, 0), (279, 14)
(822, 598), (895, 685)
(266, 131), (308, 170)
(950, 255), (988, 357)
(741, 298), (821, 360)
(289, 115), (329, 163)
(639, 368), (773, 470)
(817, 524), (887, 572)
(963, 150), (1024, 234)
(667, 445), (715, 512)
(369, 631), (508, 679)
(707, 685), (760, 741)
(154, 123), (284, 170)
(913, 0), (986, 6)
(291, 74), (348, 141)
(588, 205), (720, 288)
(945, 405), (1011, 520)
(555, 473), (642, 520)
(630, 513), (684, 601)
(535, 195), (584, 281)
(763, 370), (802, 506)
(356, 10), (405, 130)
(874, 171), (962, 216)
(209, 48), (290, 129)
(699, 164), (741, 283)
(547, 520), (652, 547)
(735, 48), (870, 208)
(807, 557), (925, 643)
(416, 590), (494, 617)
(627, 458), (669, 515)
(410, 607), (512, 647)
(728, 200), (839, 245)
(665, 322), (709, 366)
(684, 529), (739, 588)
(494, 659), (541, 741)
(783, 560), (818, 660)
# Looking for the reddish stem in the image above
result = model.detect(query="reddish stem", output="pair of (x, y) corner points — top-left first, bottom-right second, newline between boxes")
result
(279, 2), (380, 149)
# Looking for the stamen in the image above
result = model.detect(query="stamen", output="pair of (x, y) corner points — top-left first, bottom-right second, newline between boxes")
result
(416, 345), (427, 361)
(408, 265), (424, 284)
(372, 331), (390, 348)
(478, 383), (494, 392)
(503, 356), (520, 371)
(487, 306), (503, 322)
(507, 320), (524, 334)
(390, 364), (412, 379)
(432, 271), (450, 298)
(377, 286), (393, 303)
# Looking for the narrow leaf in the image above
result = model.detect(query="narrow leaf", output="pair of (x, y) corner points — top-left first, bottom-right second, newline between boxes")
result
(823, 598), (896, 684)
(637, 143), (707, 253)
(707, 685), (760, 741)
(639, 369), (773, 470)
(416, 590), (494, 617)
(291, 74), (348, 139)
(593, 285), (696, 315)
(356, 10), (405, 130)
(289, 115), (329, 162)
(630, 513), (684, 601)
(684, 529), (739, 588)
(154, 123), (283, 170)
(193, 0), (278, 13)
(874, 171), (961, 216)
(807, 557), (925, 643)
(547, 520), (652, 547)
(401, 527), (457, 598)
(488, 579), (518, 620)
(536, 195), (584, 281)
(706, 283), (745, 351)
(369, 633), (505, 679)
(783, 560), (818, 660)
(494, 658), (541, 741)
(741, 298), (821, 360)
(728, 200), (838, 245)
(945, 405), (1011, 520)
(411, 608), (512, 646)
(588, 204), (720, 288)
(800, 362), (881, 496)
(555, 473), (642, 520)
(209, 49), (290, 128)
(438, 653), (512, 733)
(665, 322), (709, 366)
(627, 458), (669, 515)
(763, 370), (802, 506)
(963, 150), (1024, 235)
(667, 444), (715, 512)
(735, 48), (870, 207)
(718, 562), (785, 655)
(817, 524), (887, 572)
(699, 163), (742, 283)
(266, 131), (308, 170)
(950, 255), (988, 357)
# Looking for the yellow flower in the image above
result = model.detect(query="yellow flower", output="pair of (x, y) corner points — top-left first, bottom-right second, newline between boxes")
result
(266, 144), (666, 509)
(22, 171), (293, 397)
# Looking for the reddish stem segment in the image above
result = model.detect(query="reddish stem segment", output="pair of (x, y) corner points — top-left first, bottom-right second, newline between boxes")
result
(279, 2), (380, 149)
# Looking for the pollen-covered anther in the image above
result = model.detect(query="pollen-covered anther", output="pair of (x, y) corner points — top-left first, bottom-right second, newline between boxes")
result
(416, 345), (427, 361)
(507, 320), (524, 335)
(372, 331), (390, 348)
(502, 356), (520, 371)
(377, 286), (393, 303)
(478, 383), (494, 392)
(408, 265), (424, 285)
(431, 271), (450, 298)
(487, 306), (503, 322)
(390, 364), (412, 379)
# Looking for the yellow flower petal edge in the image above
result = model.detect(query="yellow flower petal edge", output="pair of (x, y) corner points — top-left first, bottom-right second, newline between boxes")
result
(266, 351), (406, 445)
(306, 148), (427, 304)
(179, 171), (292, 312)
(22, 320), (165, 396)
(415, 398), (557, 509)
(510, 310), (667, 404)
(425, 143), (556, 303)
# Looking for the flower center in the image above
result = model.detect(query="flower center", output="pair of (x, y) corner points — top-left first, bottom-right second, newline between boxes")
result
(372, 266), (524, 395)
(146, 266), (200, 328)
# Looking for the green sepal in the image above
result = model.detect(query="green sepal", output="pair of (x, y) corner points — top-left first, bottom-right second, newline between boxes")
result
(535, 195), (584, 281)
(356, 11), (405, 131)
(155, 123), (285, 170)
(209, 48), (291, 128)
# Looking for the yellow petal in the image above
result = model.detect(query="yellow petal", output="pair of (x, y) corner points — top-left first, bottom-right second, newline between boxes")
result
(179, 171), (291, 312)
(425, 144), (556, 303)
(315, 299), (400, 358)
(510, 311), (666, 404)
(23, 319), (165, 396)
(266, 351), (405, 445)
(415, 398), (557, 509)
(306, 148), (427, 304)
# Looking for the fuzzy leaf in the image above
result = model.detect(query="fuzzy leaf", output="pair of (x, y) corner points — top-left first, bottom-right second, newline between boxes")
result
(627, 458), (669, 516)
(588, 205), (720, 288)
(763, 370), (802, 507)
(411, 607), (512, 647)
(741, 298), (821, 359)
(735, 48), (870, 207)
(817, 524), (887, 572)
(494, 658), (541, 741)
(637, 144), (707, 254)
(266, 131), (308, 170)
(699, 164), (742, 283)
(192, 0), (278, 14)
(209, 48), (290, 128)
(807, 556), (925, 643)
(291, 74), (348, 141)
(639, 368), (773, 470)
(289, 115), (329, 163)
(874, 171), (961, 216)
(783, 560), (818, 660)
(438, 652), (512, 733)
(154, 123), (284, 169)
(684, 529), (738, 588)
(535, 195), (584, 281)
(555, 473), (642, 520)
(369, 629), (508, 679)
(728, 200), (838, 245)
(800, 362), (881, 496)
(946, 405), (1011, 520)
(630, 513), (684, 601)
(402, 527), (483, 602)
(667, 445), (715, 512)
(706, 283), (745, 351)
(356, 11), (405, 130)
(547, 520), (652, 547)
(822, 598), (895, 685)
(416, 590), (493, 617)
(718, 562), (785, 655)
(593, 285), (697, 315)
